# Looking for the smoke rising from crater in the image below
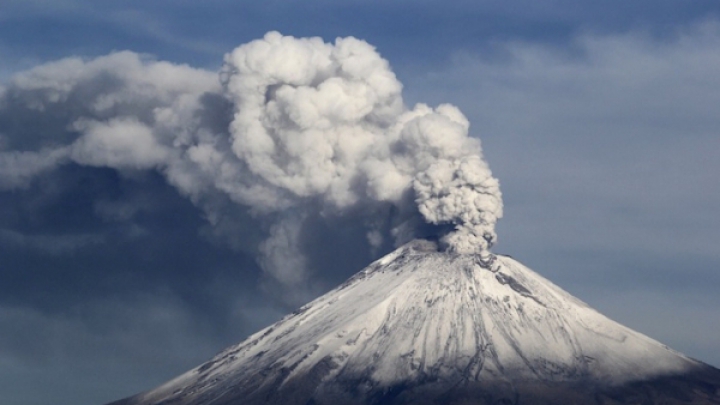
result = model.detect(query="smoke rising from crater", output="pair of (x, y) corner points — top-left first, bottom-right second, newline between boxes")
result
(0, 32), (502, 293)
(219, 32), (502, 253)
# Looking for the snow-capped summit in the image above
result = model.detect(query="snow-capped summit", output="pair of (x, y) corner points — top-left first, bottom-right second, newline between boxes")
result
(109, 240), (720, 405)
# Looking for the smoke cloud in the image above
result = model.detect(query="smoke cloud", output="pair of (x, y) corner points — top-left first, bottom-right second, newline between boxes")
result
(0, 32), (502, 292)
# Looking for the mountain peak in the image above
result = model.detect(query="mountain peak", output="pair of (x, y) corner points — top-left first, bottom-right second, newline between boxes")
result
(110, 241), (720, 405)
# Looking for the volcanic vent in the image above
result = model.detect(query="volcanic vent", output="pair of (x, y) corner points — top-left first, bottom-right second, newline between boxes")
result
(109, 240), (720, 405)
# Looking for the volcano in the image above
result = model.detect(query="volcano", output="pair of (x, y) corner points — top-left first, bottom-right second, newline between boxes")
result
(109, 240), (720, 405)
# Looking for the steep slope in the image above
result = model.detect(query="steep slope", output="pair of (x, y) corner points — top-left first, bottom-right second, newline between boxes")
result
(110, 240), (720, 405)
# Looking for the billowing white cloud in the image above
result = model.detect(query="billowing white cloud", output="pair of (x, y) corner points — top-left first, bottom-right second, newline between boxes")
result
(0, 32), (503, 294)
(71, 118), (168, 169)
(415, 155), (502, 255)
(220, 32), (502, 254)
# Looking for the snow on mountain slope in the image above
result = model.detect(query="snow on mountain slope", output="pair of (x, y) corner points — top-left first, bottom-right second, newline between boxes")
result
(114, 239), (712, 405)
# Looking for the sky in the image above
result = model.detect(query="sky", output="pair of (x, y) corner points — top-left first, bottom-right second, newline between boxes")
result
(1, 1), (719, 404)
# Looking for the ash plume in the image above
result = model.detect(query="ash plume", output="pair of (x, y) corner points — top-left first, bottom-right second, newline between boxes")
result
(0, 32), (502, 294)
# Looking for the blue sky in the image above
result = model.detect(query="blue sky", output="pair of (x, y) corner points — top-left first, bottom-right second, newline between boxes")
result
(1, 2), (719, 405)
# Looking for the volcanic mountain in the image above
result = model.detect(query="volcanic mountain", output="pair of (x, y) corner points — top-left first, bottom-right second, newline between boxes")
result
(109, 240), (720, 405)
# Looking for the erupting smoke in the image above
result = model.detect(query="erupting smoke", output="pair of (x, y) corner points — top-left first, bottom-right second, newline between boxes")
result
(0, 32), (502, 291)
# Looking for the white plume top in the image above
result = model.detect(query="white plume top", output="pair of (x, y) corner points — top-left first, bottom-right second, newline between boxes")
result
(0, 32), (503, 291)
(220, 32), (503, 254)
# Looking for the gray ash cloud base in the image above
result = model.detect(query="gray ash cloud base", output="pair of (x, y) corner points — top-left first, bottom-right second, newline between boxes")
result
(107, 240), (720, 405)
